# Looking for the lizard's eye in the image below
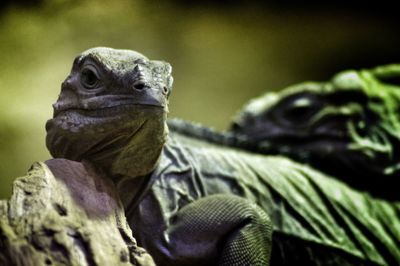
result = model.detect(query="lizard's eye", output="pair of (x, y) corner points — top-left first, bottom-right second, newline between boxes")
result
(81, 66), (99, 89)
(283, 97), (319, 122)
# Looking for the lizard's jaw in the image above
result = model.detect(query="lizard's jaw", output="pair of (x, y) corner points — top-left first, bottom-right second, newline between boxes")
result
(237, 115), (354, 150)
(46, 104), (167, 179)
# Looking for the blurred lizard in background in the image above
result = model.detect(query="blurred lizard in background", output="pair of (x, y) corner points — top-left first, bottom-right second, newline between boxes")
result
(171, 65), (400, 200)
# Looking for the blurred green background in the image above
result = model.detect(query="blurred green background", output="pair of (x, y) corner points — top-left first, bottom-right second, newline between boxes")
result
(0, 0), (399, 198)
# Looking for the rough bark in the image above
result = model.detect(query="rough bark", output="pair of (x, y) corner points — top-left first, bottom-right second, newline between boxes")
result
(0, 159), (155, 266)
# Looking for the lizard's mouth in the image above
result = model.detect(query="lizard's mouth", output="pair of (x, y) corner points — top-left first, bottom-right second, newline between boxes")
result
(52, 93), (167, 118)
(53, 103), (163, 118)
(54, 104), (161, 118)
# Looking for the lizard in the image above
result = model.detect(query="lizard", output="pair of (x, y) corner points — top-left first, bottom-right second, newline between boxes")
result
(227, 65), (400, 200)
(45, 47), (400, 266)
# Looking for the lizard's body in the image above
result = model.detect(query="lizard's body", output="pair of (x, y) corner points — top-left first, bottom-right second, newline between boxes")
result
(45, 47), (400, 265)
(126, 131), (400, 266)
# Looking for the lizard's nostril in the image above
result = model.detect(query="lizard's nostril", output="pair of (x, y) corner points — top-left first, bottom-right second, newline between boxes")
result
(133, 81), (145, 90)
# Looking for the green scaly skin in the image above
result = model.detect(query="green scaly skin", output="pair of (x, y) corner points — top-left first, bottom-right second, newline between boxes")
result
(46, 48), (400, 266)
(230, 65), (400, 199)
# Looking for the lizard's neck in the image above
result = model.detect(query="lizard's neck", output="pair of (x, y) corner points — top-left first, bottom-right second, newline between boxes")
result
(115, 173), (153, 211)
(109, 118), (168, 212)
(96, 117), (168, 182)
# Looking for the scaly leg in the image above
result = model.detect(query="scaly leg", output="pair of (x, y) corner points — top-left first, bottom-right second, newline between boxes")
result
(160, 194), (273, 265)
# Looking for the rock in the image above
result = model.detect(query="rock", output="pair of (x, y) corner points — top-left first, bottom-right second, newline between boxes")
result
(0, 159), (155, 266)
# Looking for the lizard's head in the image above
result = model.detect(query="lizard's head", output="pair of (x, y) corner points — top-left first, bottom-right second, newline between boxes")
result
(46, 47), (173, 180)
(231, 64), (400, 180)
